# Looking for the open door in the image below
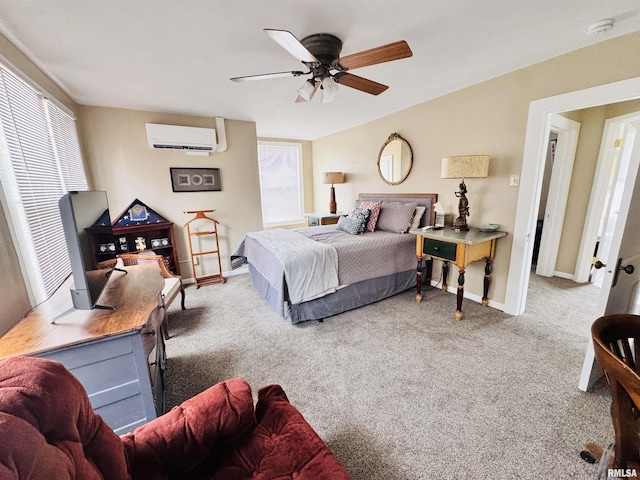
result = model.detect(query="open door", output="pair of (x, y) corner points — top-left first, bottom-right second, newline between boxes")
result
(535, 114), (580, 277)
(579, 119), (640, 391)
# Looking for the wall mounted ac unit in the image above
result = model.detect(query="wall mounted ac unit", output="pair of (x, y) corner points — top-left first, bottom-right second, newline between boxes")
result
(146, 123), (217, 154)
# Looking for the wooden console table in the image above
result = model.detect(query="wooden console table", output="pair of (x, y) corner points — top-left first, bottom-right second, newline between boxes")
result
(410, 227), (507, 320)
(0, 262), (166, 435)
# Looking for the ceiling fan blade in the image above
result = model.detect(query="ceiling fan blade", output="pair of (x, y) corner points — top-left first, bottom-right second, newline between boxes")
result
(334, 72), (388, 96)
(264, 28), (318, 63)
(230, 71), (304, 82)
(337, 40), (412, 70)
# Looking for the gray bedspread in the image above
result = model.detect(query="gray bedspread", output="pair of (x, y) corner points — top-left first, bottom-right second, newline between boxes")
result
(243, 229), (338, 304)
(231, 225), (416, 316)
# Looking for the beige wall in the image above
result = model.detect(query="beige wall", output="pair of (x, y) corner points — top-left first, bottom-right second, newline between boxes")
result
(77, 106), (263, 277)
(312, 31), (640, 307)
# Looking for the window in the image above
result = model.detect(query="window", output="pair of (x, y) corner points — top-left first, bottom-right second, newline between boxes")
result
(257, 141), (304, 227)
(0, 61), (87, 305)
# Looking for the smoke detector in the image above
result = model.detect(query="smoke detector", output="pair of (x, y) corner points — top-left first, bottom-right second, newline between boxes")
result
(587, 19), (615, 36)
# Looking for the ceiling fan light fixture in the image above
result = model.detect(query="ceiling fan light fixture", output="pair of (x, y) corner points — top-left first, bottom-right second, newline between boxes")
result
(297, 79), (317, 102)
(320, 76), (338, 104)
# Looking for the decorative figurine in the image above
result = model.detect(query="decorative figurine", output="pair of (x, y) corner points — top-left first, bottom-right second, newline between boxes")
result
(452, 180), (470, 231)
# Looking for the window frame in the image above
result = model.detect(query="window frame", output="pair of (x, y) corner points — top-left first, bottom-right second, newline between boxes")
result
(0, 56), (88, 306)
(257, 140), (305, 228)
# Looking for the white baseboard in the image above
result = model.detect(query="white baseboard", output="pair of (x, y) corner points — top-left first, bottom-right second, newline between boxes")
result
(553, 271), (574, 280)
(181, 265), (248, 285)
(429, 279), (505, 312)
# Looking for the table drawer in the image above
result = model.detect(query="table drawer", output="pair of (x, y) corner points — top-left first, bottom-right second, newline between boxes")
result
(423, 238), (457, 261)
(320, 216), (340, 226)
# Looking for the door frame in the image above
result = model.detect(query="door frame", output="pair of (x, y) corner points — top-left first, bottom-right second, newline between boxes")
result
(579, 120), (640, 391)
(504, 76), (640, 316)
(535, 114), (581, 277)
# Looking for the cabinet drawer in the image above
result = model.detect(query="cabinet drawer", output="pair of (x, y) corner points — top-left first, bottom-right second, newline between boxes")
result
(423, 238), (457, 261)
(307, 217), (320, 227)
(320, 216), (340, 226)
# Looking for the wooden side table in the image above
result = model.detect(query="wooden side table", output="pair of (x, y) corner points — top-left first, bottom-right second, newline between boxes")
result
(306, 212), (345, 227)
(409, 227), (507, 320)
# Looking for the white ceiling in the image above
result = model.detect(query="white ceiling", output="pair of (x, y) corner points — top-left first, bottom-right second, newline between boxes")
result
(0, 1), (639, 140)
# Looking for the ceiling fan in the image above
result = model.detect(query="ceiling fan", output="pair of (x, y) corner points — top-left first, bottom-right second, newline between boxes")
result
(230, 29), (413, 103)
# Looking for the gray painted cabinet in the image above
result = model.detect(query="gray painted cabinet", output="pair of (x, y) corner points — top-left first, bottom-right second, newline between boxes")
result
(0, 263), (168, 436)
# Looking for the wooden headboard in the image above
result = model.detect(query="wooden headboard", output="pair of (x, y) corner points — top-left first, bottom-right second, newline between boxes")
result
(358, 193), (438, 228)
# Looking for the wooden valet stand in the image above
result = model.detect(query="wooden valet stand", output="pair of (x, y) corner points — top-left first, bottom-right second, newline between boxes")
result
(184, 210), (225, 288)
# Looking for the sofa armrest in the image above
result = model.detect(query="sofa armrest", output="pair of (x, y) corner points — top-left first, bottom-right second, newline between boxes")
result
(209, 384), (351, 480)
(121, 378), (255, 479)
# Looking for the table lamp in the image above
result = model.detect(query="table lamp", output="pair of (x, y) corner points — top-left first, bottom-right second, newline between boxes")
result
(441, 155), (489, 231)
(323, 172), (345, 214)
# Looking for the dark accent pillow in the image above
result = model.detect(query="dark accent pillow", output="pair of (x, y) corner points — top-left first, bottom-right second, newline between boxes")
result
(348, 207), (370, 234)
(356, 201), (382, 232)
(336, 216), (364, 235)
(376, 201), (418, 233)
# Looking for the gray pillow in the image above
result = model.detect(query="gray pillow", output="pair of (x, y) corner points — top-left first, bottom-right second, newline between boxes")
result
(376, 201), (418, 233)
(336, 215), (364, 235)
(348, 207), (370, 234)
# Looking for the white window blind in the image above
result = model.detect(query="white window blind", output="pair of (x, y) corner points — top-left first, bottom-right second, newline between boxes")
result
(0, 64), (88, 304)
(257, 141), (304, 226)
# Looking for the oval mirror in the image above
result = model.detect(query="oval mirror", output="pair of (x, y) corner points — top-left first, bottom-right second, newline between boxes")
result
(377, 133), (413, 185)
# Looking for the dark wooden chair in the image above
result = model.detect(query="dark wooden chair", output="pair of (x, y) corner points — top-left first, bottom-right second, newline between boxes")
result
(98, 253), (185, 339)
(591, 313), (640, 470)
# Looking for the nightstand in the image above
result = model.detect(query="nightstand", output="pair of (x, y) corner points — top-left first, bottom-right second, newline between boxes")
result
(409, 227), (507, 320)
(306, 212), (345, 227)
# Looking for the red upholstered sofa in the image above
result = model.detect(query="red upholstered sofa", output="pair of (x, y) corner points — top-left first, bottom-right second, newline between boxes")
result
(0, 356), (350, 479)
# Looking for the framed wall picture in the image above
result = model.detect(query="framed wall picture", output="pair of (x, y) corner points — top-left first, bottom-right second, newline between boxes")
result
(170, 167), (221, 192)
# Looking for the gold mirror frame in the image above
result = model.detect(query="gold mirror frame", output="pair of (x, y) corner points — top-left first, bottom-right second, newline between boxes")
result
(377, 133), (413, 185)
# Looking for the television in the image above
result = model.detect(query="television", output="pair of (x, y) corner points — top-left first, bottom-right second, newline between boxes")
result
(59, 191), (115, 311)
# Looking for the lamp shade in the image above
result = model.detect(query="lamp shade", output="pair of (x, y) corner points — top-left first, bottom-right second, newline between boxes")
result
(297, 79), (317, 102)
(323, 172), (345, 185)
(320, 77), (339, 104)
(441, 155), (490, 179)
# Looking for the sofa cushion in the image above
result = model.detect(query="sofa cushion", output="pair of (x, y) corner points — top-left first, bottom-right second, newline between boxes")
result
(202, 384), (351, 480)
(121, 378), (255, 479)
(0, 356), (130, 480)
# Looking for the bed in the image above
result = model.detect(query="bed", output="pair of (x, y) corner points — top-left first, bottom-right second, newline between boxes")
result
(231, 193), (437, 324)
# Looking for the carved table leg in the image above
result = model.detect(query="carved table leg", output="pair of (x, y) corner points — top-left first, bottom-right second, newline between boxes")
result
(416, 257), (423, 303)
(456, 268), (465, 321)
(442, 261), (450, 292)
(482, 258), (493, 307)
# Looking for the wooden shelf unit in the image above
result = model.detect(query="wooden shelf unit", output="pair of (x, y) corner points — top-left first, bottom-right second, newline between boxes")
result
(184, 210), (225, 288)
(87, 199), (180, 276)
(88, 221), (180, 276)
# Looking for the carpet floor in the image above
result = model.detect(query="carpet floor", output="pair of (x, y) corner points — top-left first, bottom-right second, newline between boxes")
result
(164, 272), (612, 479)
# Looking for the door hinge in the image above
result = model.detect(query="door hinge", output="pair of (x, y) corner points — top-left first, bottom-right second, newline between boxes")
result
(614, 138), (625, 148)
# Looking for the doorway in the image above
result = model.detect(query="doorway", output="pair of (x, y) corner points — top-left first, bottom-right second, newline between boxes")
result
(504, 76), (640, 317)
(534, 114), (580, 278)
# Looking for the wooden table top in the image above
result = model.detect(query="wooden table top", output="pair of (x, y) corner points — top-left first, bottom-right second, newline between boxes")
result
(0, 262), (165, 359)
(409, 227), (507, 245)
